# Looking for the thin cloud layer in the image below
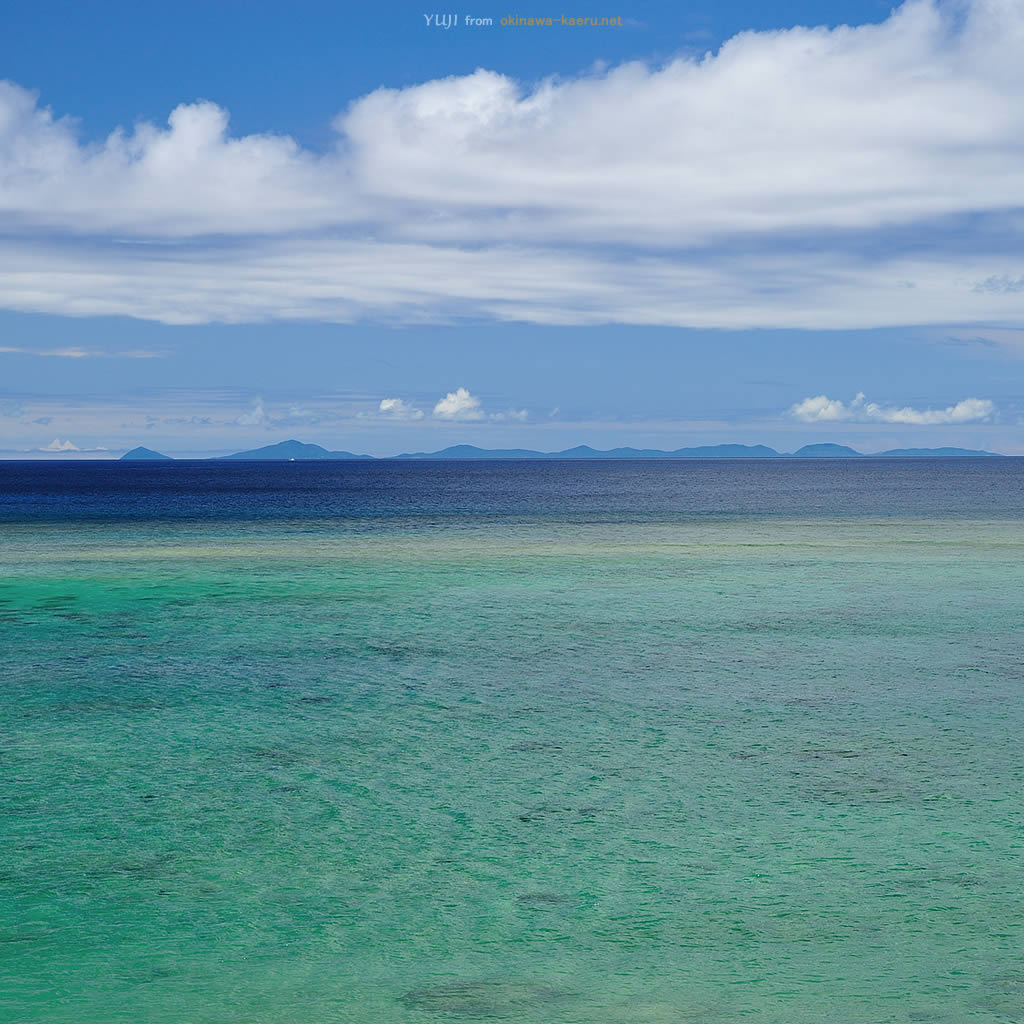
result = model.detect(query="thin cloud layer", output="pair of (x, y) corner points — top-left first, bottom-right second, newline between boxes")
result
(0, 345), (162, 358)
(3, 0), (1024, 328)
(2, 239), (1022, 328)
(234, 400), (267, 426)
(790, 392), (995, 424)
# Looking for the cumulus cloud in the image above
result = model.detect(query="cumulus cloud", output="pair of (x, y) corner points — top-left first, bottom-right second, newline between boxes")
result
(789, 392), (995, 424)
(789, 394), (857, 422)
(3, 0), (1024, 328)
(0, 87), (342, 237)
(864, 397), (996, 424)
(433, 387), (484, 420)
(30, 438), (109, 454)
(370, 392), (523, 422)
(378, 398), (424, 420)
(5, 0), (1024, 244)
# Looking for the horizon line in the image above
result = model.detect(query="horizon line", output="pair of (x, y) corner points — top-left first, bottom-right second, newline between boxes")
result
(2, 439), (1010, 461)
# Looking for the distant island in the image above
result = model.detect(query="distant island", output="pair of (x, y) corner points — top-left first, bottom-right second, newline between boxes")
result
(120, 446), (174, 461)
(216, 440), (372, 461)
(118, 439), (1003, 461)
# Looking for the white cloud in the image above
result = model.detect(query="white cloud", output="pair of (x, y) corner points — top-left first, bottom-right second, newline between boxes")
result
(433, 387), (485, 420)
(43, 438), (80, 451)
(789, 394), (856, 422)
(282, 405), (319, 422)
(0, 345), (162, 358)
(5, 239), (1024, 329)
(235, 399), (267, 426)
(0, 87), (341, 237)
(5, 0), (1024, 244)
(431, 388), (527, 421)
(3, 0), (1024, 328)
(863, 396), (995, 424)
(378, 397), (424, 420)
(789, 393), (995, 424)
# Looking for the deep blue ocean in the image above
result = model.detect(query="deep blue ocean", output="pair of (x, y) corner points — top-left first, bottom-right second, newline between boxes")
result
(2, 457), (1023, 522)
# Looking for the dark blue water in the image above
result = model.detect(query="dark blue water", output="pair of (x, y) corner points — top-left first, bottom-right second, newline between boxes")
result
(2, 458), (1023, 523)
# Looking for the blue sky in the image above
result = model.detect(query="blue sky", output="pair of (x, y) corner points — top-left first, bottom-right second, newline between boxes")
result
(2, 0), (1023, 456)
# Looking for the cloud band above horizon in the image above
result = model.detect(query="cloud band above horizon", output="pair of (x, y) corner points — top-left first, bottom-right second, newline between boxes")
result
(790, 392), (996, 424)
(3, 0), (1024, 331)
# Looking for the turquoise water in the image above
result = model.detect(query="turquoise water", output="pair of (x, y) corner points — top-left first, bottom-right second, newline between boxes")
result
(2, 465), (1024, 1023)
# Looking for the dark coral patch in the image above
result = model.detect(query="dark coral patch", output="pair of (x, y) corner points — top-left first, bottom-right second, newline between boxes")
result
(400, 979), (565, 1016)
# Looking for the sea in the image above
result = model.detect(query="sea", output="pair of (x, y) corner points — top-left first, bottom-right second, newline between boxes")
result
(1, 458), (1023, 1024)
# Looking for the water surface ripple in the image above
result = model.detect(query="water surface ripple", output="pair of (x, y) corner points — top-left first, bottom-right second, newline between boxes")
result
(1, 461), (1022, 1023)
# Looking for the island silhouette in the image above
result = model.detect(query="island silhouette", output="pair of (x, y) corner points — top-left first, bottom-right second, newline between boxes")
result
(118, 439), (1001, 461)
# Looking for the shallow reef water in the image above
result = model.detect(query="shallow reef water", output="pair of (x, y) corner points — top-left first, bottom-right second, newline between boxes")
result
(1, 459), (1023, 1023)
